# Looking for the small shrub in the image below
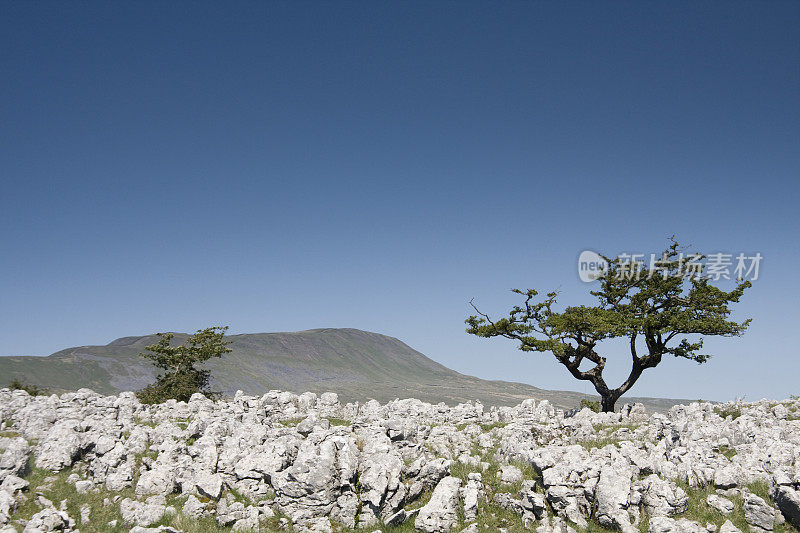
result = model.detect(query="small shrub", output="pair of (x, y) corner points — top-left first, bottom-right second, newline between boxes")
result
(714, 405), (742, 420)
(8, 378), (46, 396)
(581, 398), (601, 412)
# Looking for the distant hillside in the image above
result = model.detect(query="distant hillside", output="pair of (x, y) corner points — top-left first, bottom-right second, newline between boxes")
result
(0, 328), (686, 411)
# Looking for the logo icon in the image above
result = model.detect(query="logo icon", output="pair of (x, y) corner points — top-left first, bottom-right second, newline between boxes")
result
(578, 250), (608, 282)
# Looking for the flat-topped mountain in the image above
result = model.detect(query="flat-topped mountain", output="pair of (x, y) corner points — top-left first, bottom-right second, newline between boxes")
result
(0, 328), (685, 410)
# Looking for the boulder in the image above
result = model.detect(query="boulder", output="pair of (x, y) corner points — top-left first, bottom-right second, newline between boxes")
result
(774, 486), (800, 527)
(22, 508), (74, 532)
(182, 494), (207, 519)
(74, 480), (94, 494)
(194, 471), (223, 500)
(713, 466), (740, 489)
(0, 438), (29, 482)
(595, 465), (635, 533)
(706, 494), (734, 515)
(639, 474), (689, 517)
(498, 465), (523, 485)
(461, 475), (482, 521)
(743, 492), (775, 531)
(415, 476), (462, 533)
(120, 495), (168, 527)
(35, 423), (83, 472)
(0, 489), (16, 525)
(80, 504), (90, 524)
(719, 520), (742, 533)
(136, 467), (176, 496)
(648, 516), (706, 533)
(1, 474), (28, 495)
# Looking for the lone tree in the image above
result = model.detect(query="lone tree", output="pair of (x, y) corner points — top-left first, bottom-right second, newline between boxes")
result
(466, 240), (752, 412)
(137, 326), (232, 404)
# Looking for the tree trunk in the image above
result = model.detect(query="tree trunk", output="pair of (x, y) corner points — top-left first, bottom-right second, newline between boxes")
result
(600, 393), (617, 413)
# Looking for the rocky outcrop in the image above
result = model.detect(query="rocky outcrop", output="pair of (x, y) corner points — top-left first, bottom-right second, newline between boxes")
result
(21, 508), (74, 533)
(0, 387), (799, 532)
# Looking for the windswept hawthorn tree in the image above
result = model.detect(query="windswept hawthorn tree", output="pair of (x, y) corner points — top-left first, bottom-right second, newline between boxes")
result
(137, 326), (232, 404)
(466, 239), (752, 412)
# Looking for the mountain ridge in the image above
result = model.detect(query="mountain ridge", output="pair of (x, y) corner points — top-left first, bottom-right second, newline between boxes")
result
(0, 328), (687, 411)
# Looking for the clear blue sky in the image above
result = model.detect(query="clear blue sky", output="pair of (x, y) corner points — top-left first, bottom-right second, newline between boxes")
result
(1, 2), (798, 401)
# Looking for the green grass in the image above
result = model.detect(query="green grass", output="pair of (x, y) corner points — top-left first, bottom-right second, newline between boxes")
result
(577, 437), (623, 450)
(350, 482), (529, 533)
(353, 520), (418, 532)
(671, 480), (798, 533)
(0, 430), (20, 438)
(746, 479), (771, 501)
(164, 514), (232, 532)
(718, 445), (737, 460)
(448, 445), (539, 499)
(225, 487), (254, 505)
(13, 464), (792, 533)
(585, 519), (619, 533)
(134, 416), (158, 428)
(455, 421), (508, 432)
(6, 456), (292, 532)
(277, 416), (351, 428)
(579, 422), (642, 450)
(593, 422), (640, 433)
(448, 460), (476, 483)
(469, 498), (529, 532)
(8, 459), (136, 532)
(276, 417), (304, 427)
(638, 512), (651, 533)
(8, 435), (793, 533)
(673, 481), (728, 528)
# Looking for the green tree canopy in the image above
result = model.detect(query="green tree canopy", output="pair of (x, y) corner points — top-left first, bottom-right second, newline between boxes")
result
(137, 326), (232, 404)
(466, 239), (752, 412)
